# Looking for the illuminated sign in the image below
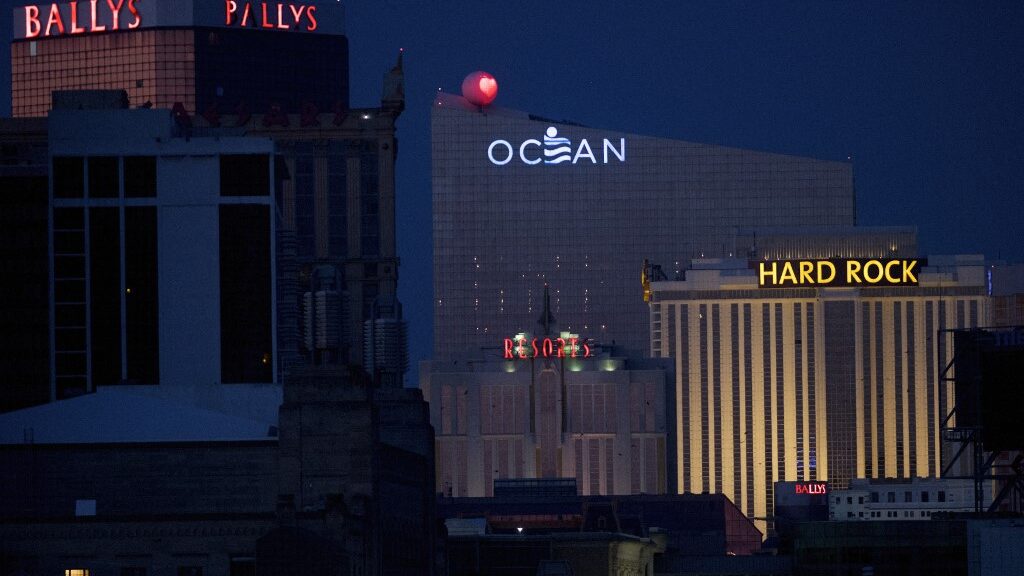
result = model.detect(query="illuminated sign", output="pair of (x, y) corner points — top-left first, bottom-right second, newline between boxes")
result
(794, 482), (828, 495)
(503, 333), (593, 360)
(14, 0), (340, 39)
(488, 126), (626, 166)
(225, 1), (317, 31)
(758, 258), (925, 288)
(23, 1), (142, 38)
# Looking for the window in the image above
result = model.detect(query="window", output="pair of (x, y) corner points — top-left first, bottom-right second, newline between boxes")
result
(220, 154), (269, 196)
(847, 496), (853, 505)
(847, 511), (854, 518)
(871, 492), (879, 503)
(887, 492), (895, 503)
(905, 491), (913, 503)
(219, 205), (272, 383)
(858, 496), (864, 504)
(938, 491), (946, 503)
(54, 156), (85, 198)
(88, 156), (119, 198)
(858, 512), (864, 518)
(66, 571), (89, 576)
(921, 491), (929, 503)
(229, 557), (255, 576)
(125, 156), (157, 198)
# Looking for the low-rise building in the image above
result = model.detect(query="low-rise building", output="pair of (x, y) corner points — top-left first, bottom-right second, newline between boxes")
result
(828, 477), (983, 521)
(422, 297), (674, 497)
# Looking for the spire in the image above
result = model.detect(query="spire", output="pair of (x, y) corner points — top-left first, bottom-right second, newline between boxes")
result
(381, 48), (405, 113)
(537, 284), (556, 336)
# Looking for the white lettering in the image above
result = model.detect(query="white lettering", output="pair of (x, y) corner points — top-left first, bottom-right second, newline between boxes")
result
(488, 140), (514, 165)
(519, 139), (541, 165)
(604, 138), (626, 163)
(488, 132), (628, 166)
(573, 139), (596, 164)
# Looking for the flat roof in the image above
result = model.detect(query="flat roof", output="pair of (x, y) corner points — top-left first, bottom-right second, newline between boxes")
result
(0, 386), (277, 445)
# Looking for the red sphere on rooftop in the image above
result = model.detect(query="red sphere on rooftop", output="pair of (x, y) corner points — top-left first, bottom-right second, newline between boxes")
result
(462, 71), (498, 106)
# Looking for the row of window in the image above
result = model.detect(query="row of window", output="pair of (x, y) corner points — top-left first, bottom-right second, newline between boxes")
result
(51, 154), (270, 199)
(837, 489), (948, 506)
(53, 156), (156, 198)
(843, 510), (937, 519)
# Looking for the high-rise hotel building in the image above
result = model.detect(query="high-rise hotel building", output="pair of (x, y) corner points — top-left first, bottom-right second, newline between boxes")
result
(432, 92), (855, 362)
(648, 227), (988, 528)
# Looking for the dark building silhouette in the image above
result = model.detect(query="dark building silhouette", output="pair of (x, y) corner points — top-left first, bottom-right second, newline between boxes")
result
(1, 4), (432, 574)
(439, 480), (765, 575)
(2, 6), (408, 409)
(0, 118), (49, 413)
(0, 363), (436, 575)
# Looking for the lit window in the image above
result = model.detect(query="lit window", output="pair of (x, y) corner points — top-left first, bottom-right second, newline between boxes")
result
(66, 570), (90, 576)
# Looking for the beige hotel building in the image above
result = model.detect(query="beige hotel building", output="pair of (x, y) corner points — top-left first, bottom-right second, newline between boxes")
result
(648, 227), (988, 527)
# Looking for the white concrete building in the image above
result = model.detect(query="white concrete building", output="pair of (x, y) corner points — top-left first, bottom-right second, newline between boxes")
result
(829, 477), (985, 521)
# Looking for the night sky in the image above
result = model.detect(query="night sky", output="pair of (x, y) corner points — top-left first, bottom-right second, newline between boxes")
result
(2, 2), (1022, 385)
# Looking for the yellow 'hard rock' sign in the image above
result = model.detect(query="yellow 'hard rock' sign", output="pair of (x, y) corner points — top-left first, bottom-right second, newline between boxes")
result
(758, 258), (925, 288)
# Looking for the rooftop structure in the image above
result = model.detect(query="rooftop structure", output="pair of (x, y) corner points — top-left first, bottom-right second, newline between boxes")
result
(11, 0), (348, 117)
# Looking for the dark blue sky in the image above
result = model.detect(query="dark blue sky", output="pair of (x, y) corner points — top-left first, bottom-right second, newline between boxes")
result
(3, 2), (1022, 382)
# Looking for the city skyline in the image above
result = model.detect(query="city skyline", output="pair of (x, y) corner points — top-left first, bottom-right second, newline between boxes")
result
(3, 3), (1023, 381)
(1, 3), (1022, 573)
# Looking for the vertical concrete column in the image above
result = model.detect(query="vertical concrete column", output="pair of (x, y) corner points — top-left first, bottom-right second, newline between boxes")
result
(314, 144), (329, 259)
(378, 136), (396, 259)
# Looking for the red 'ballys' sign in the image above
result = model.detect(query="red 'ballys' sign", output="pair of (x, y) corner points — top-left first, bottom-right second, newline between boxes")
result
(225, 2), (318, 31)
(794, 482), (828, 495)
(504, 337), (592, 360)
(22, 1), (319, 39)
(25, 1), (142, 38)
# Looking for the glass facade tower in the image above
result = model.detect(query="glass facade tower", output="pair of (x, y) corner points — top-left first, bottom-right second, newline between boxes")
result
(432, 92), (856, 361)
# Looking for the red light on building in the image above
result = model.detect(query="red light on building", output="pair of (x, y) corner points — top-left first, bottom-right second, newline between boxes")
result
(462, 71), (498, 106)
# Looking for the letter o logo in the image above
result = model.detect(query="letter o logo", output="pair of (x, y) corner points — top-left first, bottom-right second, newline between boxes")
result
(488, 140), (513, 165)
